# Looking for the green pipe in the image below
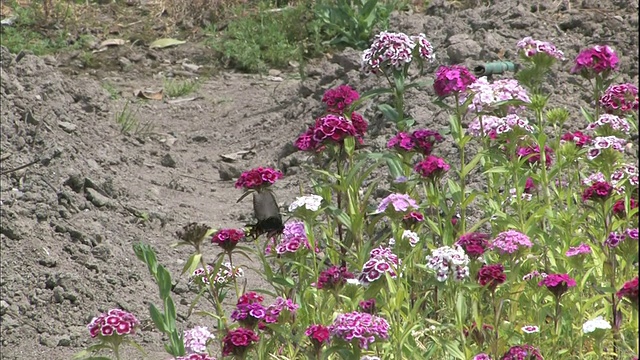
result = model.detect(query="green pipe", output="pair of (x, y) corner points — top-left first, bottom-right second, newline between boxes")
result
(473, 61), (519, 77)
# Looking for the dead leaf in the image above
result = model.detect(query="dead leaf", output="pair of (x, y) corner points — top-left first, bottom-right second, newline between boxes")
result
(166, 97), (200, 105)
(134, 88), (163, 100)
(219, 150), (256, 163)
(149, 38), (186, 49)
(98, 39), (126, 49)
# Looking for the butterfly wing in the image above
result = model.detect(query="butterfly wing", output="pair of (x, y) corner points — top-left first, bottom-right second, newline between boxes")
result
(249, 190), (284, 239)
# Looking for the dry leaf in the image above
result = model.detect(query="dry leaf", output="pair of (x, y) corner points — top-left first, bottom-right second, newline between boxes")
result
(99, 39), (126, 49)
(134, 88), (163, 100)
(149, 38), (186, 49)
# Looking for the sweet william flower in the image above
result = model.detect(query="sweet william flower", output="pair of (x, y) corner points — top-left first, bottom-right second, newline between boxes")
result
(211, 228), (245, 252)
(414, 155), (450, 179)
(517, 36), (565, 60)
(500, 344), (543, 360)
(571, 44), (619, 78)
(314, 265), (355, 290)
(489, 230), (533, 255)
(600, 83), (639, 114)
(456, 232), (490, 257)
(582, 316), (611, 334)
(329, 311), (390, 349)
(516, 144), (554, 168)
(585, 113), (631, 134)
(358, 247), (401, 284)
(565, 243), (592, 257)
(433, 64), (477, 97)
(376, 193), (418, 214)
(473, 354), (493, 360)
(184, 326), (215, 354)
(235, 167), (283, 190)
(538, 273), (576, 298)
(462, 77), (531, 114)
(521, 325), (540, 334)
(561, 131), (592, 148)
(359, 299), (376, 314)
(87, 309), (140, 339)
(581, 181), (613, 202)
(322, 85), (360, 114)
(477, 264), (507, 290)
(221, 328), (259, 357)
(288, 194), (323, 212)
(305, 324), (330, 346)
(175, 354), (217, 360)
(425, 245), (470, 282)
(617, 277), (639, 306)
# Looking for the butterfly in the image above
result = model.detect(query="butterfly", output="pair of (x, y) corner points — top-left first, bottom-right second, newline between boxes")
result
(245, 190), (285, 240)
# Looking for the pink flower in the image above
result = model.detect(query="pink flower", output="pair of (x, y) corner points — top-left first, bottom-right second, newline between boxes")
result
(387, 132), (416, 151)
(211, 228), (245, 252)
(617, 277), (639, 306)
(350, 112), (368, 137)
(87, 309), (140, 338)
(183, 326), (215, 354)
(322, 85), (360, 114)
(477, 264), (507, 289)
(402, 211), (424, 227)
(627, 228), (639, 240)
(359, 299), (376, 314)
(516, 144), (554, 168)
(305, 324), (330, 348)
(433, 65), (477, 97)
(501, 344), (543, 360)
(565, 243), (592, 257)
(361, 31), (435, 75)
(600, 83), (639, 114)
(581, 181), (613, 202)
(605, 232), (627, 248)
(517, 36), (565, 60)
(571, 45), (619, 78)
(175, 354), (217, 360)
(273, 221), (313, 255)
(295, 114), (359, 152)
(414, 155), (450, 179)
(329, 311), (390, 349)
(473, 354), (493, 360)
(455, 232), (490, 258)
(538, 273), (576, 298)
(315, 265), (355, 290)
(262, 297), (299, 324)
(222, 328), (259, 356)
(411, 129), (443, 155)
(469, 114), (534, 138)
(235, 167), (283, 190)
(376, 193), (418, 213)
(585, 113), (631, 134)
(231, 292), (266, 327)
(358, 247), (401, 284)
(462, 77), (530, 114)
(489, 230), (533, 254)
(560, 131), (592, 148)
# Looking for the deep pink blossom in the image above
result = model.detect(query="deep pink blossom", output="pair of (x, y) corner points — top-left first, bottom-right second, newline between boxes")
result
(322, 85), (360, 114)
(581, 181), (613, 202)
(359, 299), (376, 314)
(235, 167), (283, 190)
(565, 243), (592, 257)
(500, 344), (543, 360)
(455, 232), (490, 257)
(211, 228), (245, 252)
(516, 144), (554, 168)
(617, 277), (638, 306)
(87, 309), (140, 339)
(489, 230), (532, 254)
(411, 129), (444, 155)
(315, 265), (355, 290)
(477, 264), (507, 289)
(600, 83), (639, 114)
(538, 273), (576, 298)
(305, 324), (330, 348)
(222, 328), (259, 356)
(561, 131), (592, 148)
(414, 155), (450, 178)
(570, 45), (619, 78)
(433, 65), (477, 97)
(358, 247), (401, 284)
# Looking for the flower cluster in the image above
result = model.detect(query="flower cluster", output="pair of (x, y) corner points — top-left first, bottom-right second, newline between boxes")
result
(425, 245), (470, 282)
(184, 326), (215, 354)
(361, 31), (435, 75)
(414, 155), (450, 179)
(322, 85), (360, 114)
(305, 324), (330, 347)
(455, 232), (490, 258)
(611, 164), (639, 187)
(222, 328), (260, 357)
(269, 221), (313, 255)
(516, 144), (554, 168)
(211, 228), (245, 252)
(605, 231), (628, 248)
(586, 114), (631, 134)
(329, 311), (390, 349)
(234, 167), (283, 190)
(538, 273), (576, 298)
(402, 211), (425, 227)
(521, 325), (540, 334)
(523, 270), (548, 281)
(389, 229), (420, 247)
(473, 354), (493, 360)
(477, 264), (507, 289)
(289, 194), (323, 212)
(581, 181), (613, 202)
(582, 316), (611, 334)
(358, 247), (401, 284)
(468, 114), (534, 138)
(613, 198), (638, 216)
(462, 77), (531, 114)
(617, 277), (638, 306)
(376, 193), (419, 214)
(230, 292), (266, 327)
(314, 265), (355, 290)
(516, 36), (565, 60)
(500, 344), (543, 360)
(489, 230), (533, 255)
(175, 354), (216, 360)
(87, 309), (140, 338)
(191, 263), (245, 287)
(570, 44), (619, 78)
(263, 297), (299, 324)
(387, 129), (443, 154)
(586, 136), (627, 160)
(560, 130), (592, 148)
(565, 243), (592, 257)
(600, 83), (639, 114)
(295, 114), (361, 151)
(433, 65), (477, 97)
(359, 299), (376, 314)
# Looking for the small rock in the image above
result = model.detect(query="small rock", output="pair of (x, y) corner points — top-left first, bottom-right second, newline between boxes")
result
(57, 121), (77, 133)
(38, 255), (57, 268)
(85, 188), (112, 208)
(118, 56), (132, 68)
(39, 335), (55, 347)
(446, 34), (482, 63)
(42, 55), (57, 66)
(160, 153), (177, 168)
(57, 336), (72, 347)
(52, 286), (65, 303)
(0, 300), (9, 315)
(218, 163), (241, 181)
(182, 62), (201, 72)
(91, 244), (112, 261)
(64, 174), (85, 193)
(268, 69), (281, 76)
(267, 76), (283, 82)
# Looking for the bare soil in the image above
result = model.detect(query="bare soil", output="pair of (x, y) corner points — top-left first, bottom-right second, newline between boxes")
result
(1, 1), (638, 359)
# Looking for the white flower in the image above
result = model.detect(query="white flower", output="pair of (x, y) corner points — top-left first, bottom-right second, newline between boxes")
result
(288, 195), (323, 212)
(346, 278), (362, 286)
(582, 316), (611, 334)
(521, 325), (540, 333)
(402, 230), (420, 247)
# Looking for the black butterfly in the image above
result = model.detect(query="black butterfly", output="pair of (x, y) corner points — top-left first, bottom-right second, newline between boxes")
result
(245, 190), (285, 239)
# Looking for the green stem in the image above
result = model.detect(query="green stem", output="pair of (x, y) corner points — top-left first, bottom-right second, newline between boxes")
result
(200, 256), (228, 331)
(228, 252), (241, 302)
(454, 93), (467, 233)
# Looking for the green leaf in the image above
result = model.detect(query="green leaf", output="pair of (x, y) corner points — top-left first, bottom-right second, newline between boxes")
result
(271, 276), (296, 287)
(461, 150), (484, 178)
(164, 297), (177, 332)
(378, 103), (399, 122)
(149, 303), (167, 333)
(157, 266), (173, 300)
(344, 136), (355, 157)
(181, 253), (202, 276)
(235, 189), (255, 203)
(326, 206), (352, 231)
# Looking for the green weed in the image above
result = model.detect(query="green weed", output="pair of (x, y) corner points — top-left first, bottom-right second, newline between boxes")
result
(163, 78), (201, 98)
(102, 82), (120, 100)
(114, 101), (154, 137)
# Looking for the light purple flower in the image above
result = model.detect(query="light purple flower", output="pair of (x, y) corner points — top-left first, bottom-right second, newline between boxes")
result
(329, 311), (390, 349)
(517, 37), (565, 60)
(184, 326), (215, 354)
(627, 228), (638, 240)
(600, 83), (639, 114)
(461, 77), (531, 114)
(566, 243), (592, 257)
(587, 136), (627, 160)
(489, 230), (533, 254)
(361, 31), (435, 75)
(272, 221), (314, 255)
(358, 246), (402, 284)
(468, 114), (534, 138)
(376, 193), (419, 213)
(585, 114), (631, 133)
(473, 354), (493, 360)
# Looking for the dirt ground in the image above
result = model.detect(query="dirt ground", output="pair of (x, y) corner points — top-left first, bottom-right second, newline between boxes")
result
(1, 1), (638, 359)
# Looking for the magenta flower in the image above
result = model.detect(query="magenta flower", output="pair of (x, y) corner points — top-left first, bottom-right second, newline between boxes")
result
(433, 64), (477, 97)
(613, 198), (638, 216)
(500, 344), (543, 360)
(412, 129), (444, 155)
(376, 193), (418, 213)
(322, 85), (360, 114)
(586, 136), (627, 160)
(581, 181), (613, 202)
(359, 299), (376, 314)
(273, 221), (313, 255)
(211, 228), (245, 252)
(329, 311), (390, 349)
(617, 277), (639, 307)
(538, 273), (576, 298)
(516, 144), (554, 168)
(600, 83), (639, 114)
(222, 328), (259, 357)
(184, 326), (215, 354)
(605, 231), (627, 248)
(402, 211), (424, 227)
(560, 131), (592, 148)
(315, 265), (355, 290)
(263, 297), (299, 324)
(571, 45), (619, 78)
(473, 354), (493, 360)
(455, 232), (490, 257)
(565, 243), (592, 257)
(235, 167), (284, 190)
(387, 132), (416, 152)
(489, 230), (533, 254)
(585, 113), (631, 134)
(477, 264), (507, 290)
(305, 324), (330, 348)
(175, 354), (217, 360)
(295, 114), (358, 152)
(414, 155), (450, 179)
(87, 309), (140, 339)
(358, 246), (401, 284)
(350, 112), (368, 137)
(627, 228), (639, 240)
(231, 292), (266, 327)
(517, 36), (565, 60)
